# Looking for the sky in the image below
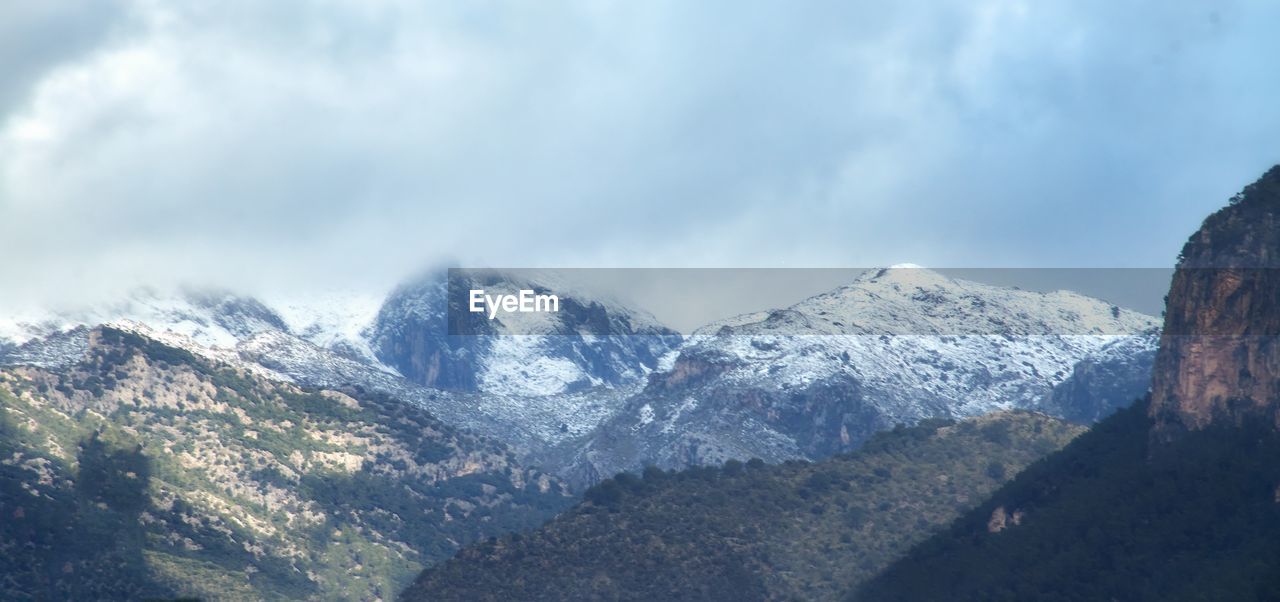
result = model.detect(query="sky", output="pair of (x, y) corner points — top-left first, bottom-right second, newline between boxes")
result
(1, 1), (1278, 307)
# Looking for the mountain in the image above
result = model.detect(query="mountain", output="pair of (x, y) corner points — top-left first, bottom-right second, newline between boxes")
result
(0, 268), (1159, 489)
(858, 165), (1280, 601)
(403, 412), (1083, 602)
(0, 288), (381, 365)
(236, 328), (644, 455)
(0, 326), (570, 601)
(368, 270), (681, 397)
(1035, 332), (1158, 423)
(554, 266), (1158, 485)
(0, 272), (684, 458)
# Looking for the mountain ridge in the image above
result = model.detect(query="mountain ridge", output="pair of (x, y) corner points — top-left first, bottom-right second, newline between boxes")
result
(2, 267), (1161, 490)
(555, 266), (1159, 485)
(404, 411), (1084, 601)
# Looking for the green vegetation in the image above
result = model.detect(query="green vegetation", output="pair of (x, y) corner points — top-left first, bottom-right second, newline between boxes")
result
(857, 398), (1280, 601)
(0, 392), (172, 599)
(404, 412), (1082, 601)
(0, 327), (571, 601)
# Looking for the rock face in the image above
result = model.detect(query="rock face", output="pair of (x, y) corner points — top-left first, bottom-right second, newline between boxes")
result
(1039, 333), (1158, 423)
(1150, 165), (1280, 438)
(368, 271), (681, 397)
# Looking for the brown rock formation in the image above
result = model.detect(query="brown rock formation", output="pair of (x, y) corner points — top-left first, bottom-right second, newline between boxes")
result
(1150, 165), (1280, 440)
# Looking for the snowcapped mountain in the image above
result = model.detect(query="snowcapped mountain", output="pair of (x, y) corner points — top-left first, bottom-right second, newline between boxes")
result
(235, 328), (641, 454)
(0, 287), (380, 361)
(368, 270), (682, 397)
(696, 264), (1151, 337)
(0, 273), (682, 455)
(1035, 330), (1159, 423)
(263, 291), (386, 363)
(1, 266), (1161, 487)
(553, 266), (1161, 486)
(0, 289), (293, 371)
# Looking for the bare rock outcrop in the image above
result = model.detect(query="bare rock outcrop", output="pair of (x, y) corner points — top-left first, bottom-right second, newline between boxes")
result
(1151, 165), (1280, 440)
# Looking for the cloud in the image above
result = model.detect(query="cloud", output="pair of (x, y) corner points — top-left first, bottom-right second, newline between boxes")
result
(1, 0), (1278, 306)
(0, 1), (130, 118)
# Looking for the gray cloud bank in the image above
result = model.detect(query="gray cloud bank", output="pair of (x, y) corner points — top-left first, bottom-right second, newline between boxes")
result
(0, 1), (1277, 306)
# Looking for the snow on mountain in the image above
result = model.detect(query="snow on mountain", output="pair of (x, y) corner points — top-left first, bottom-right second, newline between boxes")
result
(689, 267), (1156, 417)
(1, 266), (1162, 486)
(236, 328), (646, 453)
(699, 265), (1153, 337)
(0, 326), (94, 370)
(0, 288), (284, 350)
(263, 290), (386, 365)
(368, 270), (682, 397)
(1035, 331), (1160, 423)
(0, 276), (678, 455)
(0, 287), (387, 367)
(479, 336), (604, 397)
(554, 266), (1161, 486)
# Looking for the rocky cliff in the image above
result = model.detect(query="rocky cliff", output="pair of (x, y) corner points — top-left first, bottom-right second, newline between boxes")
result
(1150, 165), (1280, 439)
(368, 270), (681, 396)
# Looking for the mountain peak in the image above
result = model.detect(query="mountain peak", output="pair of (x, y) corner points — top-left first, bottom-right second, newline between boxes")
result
(801, 266), (1153, 337)
(858, 263), (939, 280)
(843, 265), (956, 294)
(1176, 164), (1280, 269)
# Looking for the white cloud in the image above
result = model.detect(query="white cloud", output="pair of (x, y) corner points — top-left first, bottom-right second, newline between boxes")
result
(0, 0), (1277, 306)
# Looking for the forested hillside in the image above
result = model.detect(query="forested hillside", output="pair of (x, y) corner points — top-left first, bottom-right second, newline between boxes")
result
(856, 400), (1280, 601)
(0, 327), (570, 600)
(405, 412), (1082, 601)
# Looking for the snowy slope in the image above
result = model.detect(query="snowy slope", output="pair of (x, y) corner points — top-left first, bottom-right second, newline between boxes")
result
(0, 267), (1161, 484)
(0, 277), (678, 454)
(0, 287), (386, 365)
(236, 328), (639, 453)
(2, 288), (283, 349)
(690, 266), (1155, 417)
(0, 289), (289, 373)
(698, 264), (1153, 337)
(555, 266), (1161, 486)
(263, 290), (386, 364)
(1036, 331), (1160, 423)
(368, 270), (682, 397)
